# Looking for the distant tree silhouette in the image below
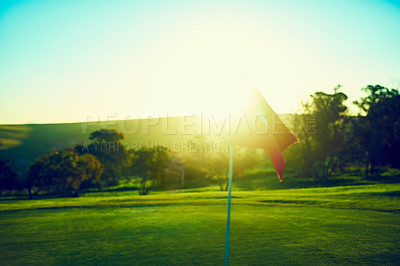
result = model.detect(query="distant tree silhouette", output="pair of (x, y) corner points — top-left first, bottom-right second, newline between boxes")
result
(354, 85), (400, 175)
(201, 147), (260, 191)
(288, 86), (349, 180)
(75, 129), (127, 186)
(203, 151), (229, 191)
(89, 129), (124, 142)
(0, 159), (19, 194)
(26, 150), (103, 198)
(129, 146), (170, 195)
(312, 87), (349, 179)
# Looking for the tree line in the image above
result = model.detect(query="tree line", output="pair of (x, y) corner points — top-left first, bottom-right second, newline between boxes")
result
(0, 84), (399, 197)
(0, 129), (260, 198)
(286, 84), (400, 180)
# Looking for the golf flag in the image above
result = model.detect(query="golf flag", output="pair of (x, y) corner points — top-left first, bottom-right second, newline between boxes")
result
(230, 87), (298, 181)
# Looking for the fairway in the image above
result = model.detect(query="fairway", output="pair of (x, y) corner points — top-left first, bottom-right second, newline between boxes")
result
(1, 184), (399, 265)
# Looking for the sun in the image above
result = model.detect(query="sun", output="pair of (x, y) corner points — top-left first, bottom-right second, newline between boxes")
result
(136, 20), (267, 120)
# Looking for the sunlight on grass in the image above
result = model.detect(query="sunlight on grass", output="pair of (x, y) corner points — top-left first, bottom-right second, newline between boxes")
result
(0, 184), (399, 264)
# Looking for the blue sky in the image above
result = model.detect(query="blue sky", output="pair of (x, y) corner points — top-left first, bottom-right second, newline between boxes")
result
(1, 0), (399, 124)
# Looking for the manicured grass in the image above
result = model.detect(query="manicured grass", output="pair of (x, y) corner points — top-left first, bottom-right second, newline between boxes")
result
(0, 184), (399, 265)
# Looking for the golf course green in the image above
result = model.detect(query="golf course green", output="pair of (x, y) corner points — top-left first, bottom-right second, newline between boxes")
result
(1, 183), (399, 265)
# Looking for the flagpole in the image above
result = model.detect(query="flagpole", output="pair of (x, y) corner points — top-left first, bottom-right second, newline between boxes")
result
(224, 145), (234, 266)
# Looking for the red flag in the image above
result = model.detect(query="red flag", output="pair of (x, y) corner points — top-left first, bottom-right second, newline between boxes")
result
(230, 88), (298, 181)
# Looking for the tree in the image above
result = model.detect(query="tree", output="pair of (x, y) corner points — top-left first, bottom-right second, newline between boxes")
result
(75, 129), (127, 186)
(288, 86), (349, 180)
(204, 147), (261, 191)
(286, 113), (319, 178)
(179, 135), (210, 188)
(203, 151), (229, 191)
(354, 85), (400, 175)
(26, 150), (103, 198)
(129, 146), (170, 195)
(164, 157), (185, 188)
(0, 159), (19, 194)
(89, 128), (124, 143)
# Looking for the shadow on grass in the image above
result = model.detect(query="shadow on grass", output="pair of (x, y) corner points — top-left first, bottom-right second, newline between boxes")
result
(234, 171), (396, 191)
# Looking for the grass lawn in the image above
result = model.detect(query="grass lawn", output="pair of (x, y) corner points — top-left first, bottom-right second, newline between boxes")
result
(0, 183), (399, 265)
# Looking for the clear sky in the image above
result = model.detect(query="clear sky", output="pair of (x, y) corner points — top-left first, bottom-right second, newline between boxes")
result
(1, 0), (399, 124)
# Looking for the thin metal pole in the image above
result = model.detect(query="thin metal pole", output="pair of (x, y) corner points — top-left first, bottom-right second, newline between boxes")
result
(224, 146), (234, 266)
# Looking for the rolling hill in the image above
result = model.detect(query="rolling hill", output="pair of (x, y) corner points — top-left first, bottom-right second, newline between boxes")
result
(0, 116), (229, 167)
